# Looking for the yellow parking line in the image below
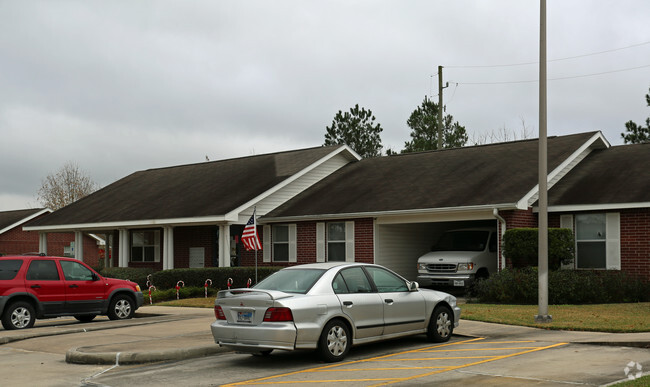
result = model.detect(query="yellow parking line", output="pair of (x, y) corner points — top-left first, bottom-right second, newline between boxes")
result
(369, 342), (569, 387)
(221, 338), (485, 387)
(466, 340), (535, 344)
(422, 347), (539, 352)
(312, 366), (449, 372)
(373, 356), (498, 361)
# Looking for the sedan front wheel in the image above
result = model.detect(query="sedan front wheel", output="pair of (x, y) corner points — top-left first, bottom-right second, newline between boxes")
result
(427, 305), (453, 342)
(318, 319), (350, 362)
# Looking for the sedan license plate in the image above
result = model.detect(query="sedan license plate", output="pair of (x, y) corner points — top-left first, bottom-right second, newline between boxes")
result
(237, 311), (253, 323)
(453, 280), (465, 287)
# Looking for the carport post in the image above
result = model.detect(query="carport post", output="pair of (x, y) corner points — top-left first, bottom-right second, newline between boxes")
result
(535, 0), (551, 323)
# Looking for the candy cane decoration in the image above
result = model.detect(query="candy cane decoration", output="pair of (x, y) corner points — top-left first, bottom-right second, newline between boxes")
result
(227, 278), (233, 290)
(146, 274), (153, 289)
(148, 285), (156, 305)
(247, 278), (252, 288)
(176, 280), (185, 300)
(204, 279), (212, 298)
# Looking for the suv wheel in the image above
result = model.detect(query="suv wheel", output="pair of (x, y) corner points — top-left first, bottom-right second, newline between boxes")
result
(2, 301), (36, 330)
(108, 295), (135, 320)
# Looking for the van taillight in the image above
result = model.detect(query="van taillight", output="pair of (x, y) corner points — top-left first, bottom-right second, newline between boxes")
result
(263, 307), (293, 322)
(214, 305), (226, 320)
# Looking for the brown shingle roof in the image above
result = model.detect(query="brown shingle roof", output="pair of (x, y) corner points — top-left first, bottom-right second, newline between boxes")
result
(548, 142), (650, 206)
(28, 146), (340, 227)
(0, 209), (47, 231)
(266, 132), (599, 218)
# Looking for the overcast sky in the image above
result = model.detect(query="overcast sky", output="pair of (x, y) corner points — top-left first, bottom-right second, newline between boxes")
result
(1, 1), (649, 211)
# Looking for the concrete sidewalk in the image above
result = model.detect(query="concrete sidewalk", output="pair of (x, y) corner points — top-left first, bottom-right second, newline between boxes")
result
(1, 305), (648, 366)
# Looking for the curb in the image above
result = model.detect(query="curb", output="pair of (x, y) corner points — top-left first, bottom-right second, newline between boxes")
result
(66, 344), (230, 365)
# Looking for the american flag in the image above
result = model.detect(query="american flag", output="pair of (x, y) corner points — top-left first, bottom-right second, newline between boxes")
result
(241, 211), (262, 251)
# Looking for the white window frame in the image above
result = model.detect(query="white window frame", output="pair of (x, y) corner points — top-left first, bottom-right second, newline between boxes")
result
(130, 230), (161, 263)
(318, 221), (355, 263)
(566, 213), (620, 270)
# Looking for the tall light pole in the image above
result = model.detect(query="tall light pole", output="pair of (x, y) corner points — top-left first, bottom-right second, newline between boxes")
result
(536, 0), (551, 323)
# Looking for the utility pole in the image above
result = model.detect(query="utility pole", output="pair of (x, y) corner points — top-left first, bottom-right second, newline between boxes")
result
(535, 0), (551, 323)
(437, 65), (449, 150)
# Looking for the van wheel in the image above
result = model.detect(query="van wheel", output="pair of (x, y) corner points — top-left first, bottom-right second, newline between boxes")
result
(318, 319), (350, 362)
(2, 301), (36, 330)
(427, 306), (453, 342)
(108, 295), (135, 320)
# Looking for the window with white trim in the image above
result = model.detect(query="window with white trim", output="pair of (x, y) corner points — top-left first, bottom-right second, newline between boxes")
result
(327, 222), (346, 261)
(272, 225), (289, 262)
(131, 230), (160, 262)
(574, 213), (621, 270)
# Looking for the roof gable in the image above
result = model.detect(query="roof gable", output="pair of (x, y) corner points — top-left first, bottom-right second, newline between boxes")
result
(547, 142), (650, 210)
(0, 208), (50, 234)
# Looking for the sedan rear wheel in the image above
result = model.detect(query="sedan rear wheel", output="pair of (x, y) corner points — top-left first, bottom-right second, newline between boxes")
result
(427, 305), (453, 342)
(318, 319), (350, 362)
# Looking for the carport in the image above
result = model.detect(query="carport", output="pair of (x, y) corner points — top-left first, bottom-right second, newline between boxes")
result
(374, 209), (503, 281)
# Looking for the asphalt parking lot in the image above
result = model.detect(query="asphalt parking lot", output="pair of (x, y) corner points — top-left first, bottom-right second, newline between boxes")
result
(1, 306), (649, 386)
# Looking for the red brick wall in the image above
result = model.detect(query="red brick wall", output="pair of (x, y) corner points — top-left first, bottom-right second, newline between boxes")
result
(173, 226), (217, 268)
(0, 226), (100, 266)
(620, 208), (650, 280)
(240, 219), (375, 267)
(501, 208), (538, 229)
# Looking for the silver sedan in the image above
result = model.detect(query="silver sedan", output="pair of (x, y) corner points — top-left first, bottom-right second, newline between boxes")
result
(211, 262), (461, 362)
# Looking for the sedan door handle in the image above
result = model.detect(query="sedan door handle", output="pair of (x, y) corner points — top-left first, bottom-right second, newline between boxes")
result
(384, 299), (394, 304)
(343, 301), (353, 306)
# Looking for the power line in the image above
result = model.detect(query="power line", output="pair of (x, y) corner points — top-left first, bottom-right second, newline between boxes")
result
(450, 63), (650, 85)
(446, 40), (650, 68)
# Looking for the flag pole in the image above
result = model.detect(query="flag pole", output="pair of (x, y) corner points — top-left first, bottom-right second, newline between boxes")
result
(254, 207), (258, 284)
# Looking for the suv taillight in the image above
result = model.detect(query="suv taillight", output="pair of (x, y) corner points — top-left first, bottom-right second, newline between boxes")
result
(214, 305), (226, 320)
(263, 307), (293, 322)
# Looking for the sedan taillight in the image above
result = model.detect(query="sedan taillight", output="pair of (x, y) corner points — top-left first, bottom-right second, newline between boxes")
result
(214, 305), (226, 320)
(263, 307), (293, 322)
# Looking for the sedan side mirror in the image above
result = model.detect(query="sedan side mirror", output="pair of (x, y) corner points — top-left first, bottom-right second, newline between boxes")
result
(409, 281), (419, 291)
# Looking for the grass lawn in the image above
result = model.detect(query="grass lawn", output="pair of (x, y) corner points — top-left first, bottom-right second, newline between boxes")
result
(150, 298), (650, 333)
(460, 302), (650, 333)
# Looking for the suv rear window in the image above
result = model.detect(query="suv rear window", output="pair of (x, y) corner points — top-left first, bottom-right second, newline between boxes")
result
(26, 260), (60, 281)
(0, 260), (23, 280)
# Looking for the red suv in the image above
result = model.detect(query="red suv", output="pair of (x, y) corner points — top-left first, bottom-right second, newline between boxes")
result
(0, 254), (144, 330)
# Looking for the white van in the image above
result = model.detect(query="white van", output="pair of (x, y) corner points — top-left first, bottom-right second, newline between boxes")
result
(416, 228), (498, 288)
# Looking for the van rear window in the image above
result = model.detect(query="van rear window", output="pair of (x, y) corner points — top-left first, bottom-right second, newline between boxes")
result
(0, 260), (23, 280)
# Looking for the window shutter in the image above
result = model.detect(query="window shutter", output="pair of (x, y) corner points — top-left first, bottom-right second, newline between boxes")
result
(345, 221), (355, 262)
(263, 225), (271, 262)
(316, 223), (325, 262)
(289, 224), (297, 263)
(606, 213), (620, 270)
(560, 215), (573, 230)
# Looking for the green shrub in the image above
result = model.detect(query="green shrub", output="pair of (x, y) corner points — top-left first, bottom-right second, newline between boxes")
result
(474, 268), (650, 304)
(100, 266), (283, 292)
(144, 286), (219, 303)
(502, 228), (574, 270)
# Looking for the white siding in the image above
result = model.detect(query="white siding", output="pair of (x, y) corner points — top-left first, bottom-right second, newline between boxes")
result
(375, 223), (441, 281)
(248, 155), (350, 216)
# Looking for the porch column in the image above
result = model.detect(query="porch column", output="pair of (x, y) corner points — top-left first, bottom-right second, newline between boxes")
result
(38, 232), (48, 255)
(74, 231), (84, 261)
(163, 226), (174, 270)
(219, 224), (231, 267)
(118, 229), (129, 267)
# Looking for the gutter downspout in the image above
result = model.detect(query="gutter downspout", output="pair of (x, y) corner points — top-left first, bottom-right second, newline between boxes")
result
(493, 208), (506, 271)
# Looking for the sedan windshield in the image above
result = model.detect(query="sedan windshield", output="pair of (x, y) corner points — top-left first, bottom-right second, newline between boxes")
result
(253, 269), (326, 294)
(432, 231), (490, 252)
